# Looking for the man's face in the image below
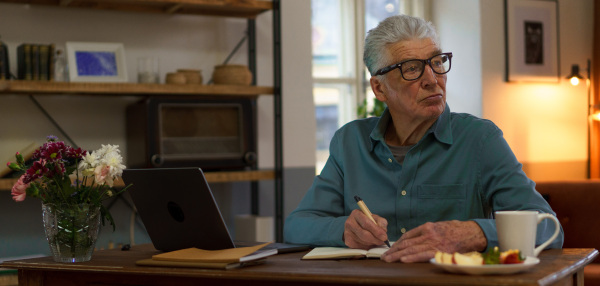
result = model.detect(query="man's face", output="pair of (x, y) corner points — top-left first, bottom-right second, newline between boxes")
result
(370, 38), (447, 123)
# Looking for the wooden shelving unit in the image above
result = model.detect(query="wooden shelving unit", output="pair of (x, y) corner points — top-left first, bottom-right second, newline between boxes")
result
(0, 80), (274, 97)
(0, 0), (284, 241)
(0, 0), (272, 18)
(0, 170), (275, 190)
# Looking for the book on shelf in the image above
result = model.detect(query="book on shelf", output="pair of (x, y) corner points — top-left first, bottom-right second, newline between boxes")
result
(31, 44), (40, 80)
(39, 45), (49, 81)
(301, 244), (392, 260)
(136, 242), (277, 270)
(0, 40), (8, 80)
(17, 43), (55, 81)
(48, 44), (55, 81)
(17, 44), (32, 80)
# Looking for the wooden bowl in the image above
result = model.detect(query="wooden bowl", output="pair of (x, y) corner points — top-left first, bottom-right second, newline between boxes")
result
(176, 69), (203, 84)
(212, 65), (252, 85)
(165, 72), (186, 84)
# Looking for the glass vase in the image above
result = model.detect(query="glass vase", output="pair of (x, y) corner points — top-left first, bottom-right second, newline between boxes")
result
(42, 203), (101, 263)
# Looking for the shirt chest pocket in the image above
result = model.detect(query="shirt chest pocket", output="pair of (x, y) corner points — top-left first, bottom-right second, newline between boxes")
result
(416, 184), (467, 222)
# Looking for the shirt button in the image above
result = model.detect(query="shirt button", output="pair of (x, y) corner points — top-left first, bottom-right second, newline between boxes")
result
(401, 228), (406, 233)
(388, 158), (392, 163)
(401, 190), (407, 196)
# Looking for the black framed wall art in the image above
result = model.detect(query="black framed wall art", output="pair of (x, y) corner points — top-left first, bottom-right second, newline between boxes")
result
(505, 0), (559, 82)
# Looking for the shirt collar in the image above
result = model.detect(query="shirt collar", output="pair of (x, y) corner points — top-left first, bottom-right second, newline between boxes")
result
(369, 103), (453, 151)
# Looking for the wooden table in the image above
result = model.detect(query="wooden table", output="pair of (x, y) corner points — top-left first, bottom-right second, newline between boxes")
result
(1, 245), (597, 286)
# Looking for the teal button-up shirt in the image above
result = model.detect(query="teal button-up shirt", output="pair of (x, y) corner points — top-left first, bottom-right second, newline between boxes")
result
(284, 104), (563, 251)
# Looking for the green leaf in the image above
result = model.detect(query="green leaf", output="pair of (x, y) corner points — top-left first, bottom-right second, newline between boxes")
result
(16, 152), (24, 165)
(356, 97), (385, 118)
(483, 246), (501, 265)
(100, 205), (116, 232)
(26, 184), (40, 198)
(7, 162), (22, 171)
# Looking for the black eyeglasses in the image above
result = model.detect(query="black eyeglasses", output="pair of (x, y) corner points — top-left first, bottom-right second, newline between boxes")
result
(373, 52), (453, 81)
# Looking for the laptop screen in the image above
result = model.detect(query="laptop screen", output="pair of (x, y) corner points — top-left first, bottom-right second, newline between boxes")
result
(122, 167), (236, 251)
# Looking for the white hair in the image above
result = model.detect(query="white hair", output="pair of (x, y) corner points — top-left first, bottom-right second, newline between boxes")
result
(364, 15), (440, 75)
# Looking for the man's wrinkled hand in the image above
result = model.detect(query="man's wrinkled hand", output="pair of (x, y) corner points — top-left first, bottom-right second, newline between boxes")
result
(344, 209), (389, 250)
(380, 220), (487, 263)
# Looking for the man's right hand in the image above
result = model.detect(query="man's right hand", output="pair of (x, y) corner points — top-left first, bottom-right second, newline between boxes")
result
(343, 209), (389, 249)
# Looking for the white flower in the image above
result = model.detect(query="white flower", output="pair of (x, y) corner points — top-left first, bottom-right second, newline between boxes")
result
(101, 149), (125, 177)
(82, 144), (127, 187)
(78, 152), (99, 177)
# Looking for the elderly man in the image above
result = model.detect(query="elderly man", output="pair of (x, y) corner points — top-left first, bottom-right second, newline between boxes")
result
(284, 14), (563, 263)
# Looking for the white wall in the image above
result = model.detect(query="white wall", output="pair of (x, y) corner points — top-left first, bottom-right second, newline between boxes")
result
(256, 1), (316, 170)
(432, 0), (482, 117)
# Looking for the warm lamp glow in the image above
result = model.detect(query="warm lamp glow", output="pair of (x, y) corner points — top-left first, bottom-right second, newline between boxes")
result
(566, 64), (584, 86)
(570, 76), (580, 86)
(592, 112), (600, 121)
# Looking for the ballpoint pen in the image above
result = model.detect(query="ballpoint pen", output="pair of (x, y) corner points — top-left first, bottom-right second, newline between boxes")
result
(354, 195), (391, 248)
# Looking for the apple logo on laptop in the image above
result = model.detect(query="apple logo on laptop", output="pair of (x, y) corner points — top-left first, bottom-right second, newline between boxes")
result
(167, 201), (185, 222)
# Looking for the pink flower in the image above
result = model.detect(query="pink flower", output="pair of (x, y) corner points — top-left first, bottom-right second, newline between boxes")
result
(11, 175), (29, 202)
(94, 165), (112, 186)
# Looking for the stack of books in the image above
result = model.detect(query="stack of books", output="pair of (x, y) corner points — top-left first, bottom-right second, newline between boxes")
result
(17, 43), (56, 81)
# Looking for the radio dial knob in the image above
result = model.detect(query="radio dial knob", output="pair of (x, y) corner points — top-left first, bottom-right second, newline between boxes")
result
(244, 152), (257, 164)
(151, 154), (164, 167)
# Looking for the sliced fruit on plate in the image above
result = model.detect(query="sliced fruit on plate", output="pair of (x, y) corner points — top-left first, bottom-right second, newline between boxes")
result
(452, 251), (484, 265)
(434, 247), (525, 265)
(500, 249), (525, 264)
(434, 251), (453, 264)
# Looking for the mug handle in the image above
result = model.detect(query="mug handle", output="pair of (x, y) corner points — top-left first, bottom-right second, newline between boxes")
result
(533, 213), (560, 257)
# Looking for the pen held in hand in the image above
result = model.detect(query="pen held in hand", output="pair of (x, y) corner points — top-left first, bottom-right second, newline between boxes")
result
(354, 195), (391, 248)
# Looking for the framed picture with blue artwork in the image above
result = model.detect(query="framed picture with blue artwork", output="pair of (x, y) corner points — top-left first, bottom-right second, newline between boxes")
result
(66, 42), (127, 82)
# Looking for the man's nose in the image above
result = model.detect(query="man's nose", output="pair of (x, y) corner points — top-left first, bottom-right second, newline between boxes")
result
(420, 64), (438, 86)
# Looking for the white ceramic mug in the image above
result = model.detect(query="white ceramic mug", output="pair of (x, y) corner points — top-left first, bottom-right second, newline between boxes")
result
(495, 210), (560, 257)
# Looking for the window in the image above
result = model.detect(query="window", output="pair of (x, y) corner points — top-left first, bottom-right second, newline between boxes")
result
(311, 0), (428, 173)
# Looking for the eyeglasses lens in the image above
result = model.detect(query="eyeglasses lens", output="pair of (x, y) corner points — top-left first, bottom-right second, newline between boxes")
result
(401, 54), (451, 81)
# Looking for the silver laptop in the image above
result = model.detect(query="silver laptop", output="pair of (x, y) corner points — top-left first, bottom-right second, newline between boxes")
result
(122, 167), (236, 251)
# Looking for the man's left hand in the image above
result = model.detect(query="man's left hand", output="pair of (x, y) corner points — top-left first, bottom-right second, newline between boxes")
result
(380, 220), (487, 263)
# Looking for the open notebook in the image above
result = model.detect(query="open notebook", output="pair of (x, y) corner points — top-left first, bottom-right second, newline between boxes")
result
(302, 244), (391, 260)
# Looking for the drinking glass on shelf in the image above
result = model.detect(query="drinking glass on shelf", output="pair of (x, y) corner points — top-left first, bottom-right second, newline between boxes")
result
(137, 57), (159, 84)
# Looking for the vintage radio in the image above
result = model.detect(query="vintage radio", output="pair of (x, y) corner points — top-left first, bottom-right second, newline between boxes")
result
(126, 97), (257, 170)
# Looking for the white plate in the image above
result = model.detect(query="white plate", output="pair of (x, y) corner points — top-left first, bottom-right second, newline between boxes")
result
(429, 256), (540, 275)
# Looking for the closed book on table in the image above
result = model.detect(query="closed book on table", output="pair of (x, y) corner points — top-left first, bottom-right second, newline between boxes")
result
(17, 44), (32, 80)
(136, 242), (276, 270)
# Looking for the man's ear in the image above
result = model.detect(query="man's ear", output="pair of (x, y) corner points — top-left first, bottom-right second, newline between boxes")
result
(370, 76), (387, 102)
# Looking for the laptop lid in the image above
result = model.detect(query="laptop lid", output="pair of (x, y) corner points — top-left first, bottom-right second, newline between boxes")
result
(122, 167), (236, 252)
